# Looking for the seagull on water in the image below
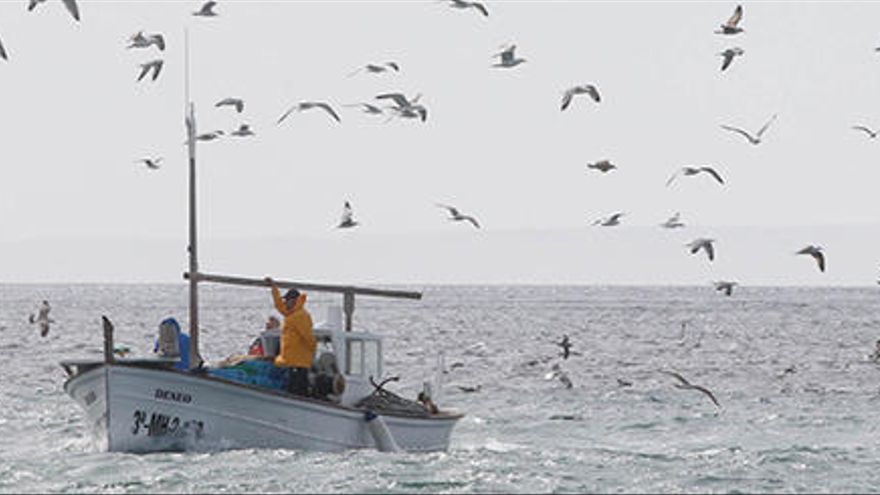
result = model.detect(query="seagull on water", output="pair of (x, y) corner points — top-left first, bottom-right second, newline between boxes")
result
(193, 0), (218, 17)
(715, 5), (744, 35)
(230, 123), (254, 137)
(721, 114), (777, 145)
(666, 166), (725, 187)
(28, 0), (80, 22)
(135, 157), (162, 170)
(436, 203), (480, 228)
(687, 238), (716, 261)
(492, 44), (526, 69)
(593, 212), (624, 227)
(347, 61), (400, 77)
(344, 103), (384, 115)
(28, 300), (53, 337)
(719, 47), (744, 72)
(545, 363), (573, 389)
(277, 101), (341, 125)
(660, 212), (685, 229)
(852, 125), (878, 139)
(136, 59), (164, 82)
(445, 0), (489, 17)
(586, 159), (616, 173)
(128, 31), (165, 51)
(713, 280), (737, 296)
(337, 201), (359, 229)
(561, 84), (600, 111)
(796, 245), (825, 272)
(215, 97), (244, 113)
(660, 371), (720, 408)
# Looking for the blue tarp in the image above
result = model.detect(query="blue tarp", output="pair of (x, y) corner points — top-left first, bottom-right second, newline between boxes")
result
(207, 359), (288, 391)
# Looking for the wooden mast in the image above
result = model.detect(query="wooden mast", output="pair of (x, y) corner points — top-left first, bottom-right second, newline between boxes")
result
(185, 29), (202, 368)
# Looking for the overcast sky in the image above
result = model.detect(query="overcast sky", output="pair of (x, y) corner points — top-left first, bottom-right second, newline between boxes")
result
(1, 1), (879, 286)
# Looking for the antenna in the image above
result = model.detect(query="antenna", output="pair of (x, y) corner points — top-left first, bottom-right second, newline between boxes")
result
(184, 28), (202, 369)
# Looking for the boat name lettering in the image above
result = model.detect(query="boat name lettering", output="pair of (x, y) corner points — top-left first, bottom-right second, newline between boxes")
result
(154, 388), (192, 403)
(132, 409), (204, 438)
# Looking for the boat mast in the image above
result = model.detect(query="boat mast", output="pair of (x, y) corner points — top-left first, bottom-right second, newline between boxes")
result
(184, 29), (202, 368)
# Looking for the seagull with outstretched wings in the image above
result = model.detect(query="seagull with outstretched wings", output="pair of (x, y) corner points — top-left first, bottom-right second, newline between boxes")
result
(721, 114), (777, 145)
(437, 203), (480, 228)
(715, 5), (743, 35)
(660, 371), (720, 407)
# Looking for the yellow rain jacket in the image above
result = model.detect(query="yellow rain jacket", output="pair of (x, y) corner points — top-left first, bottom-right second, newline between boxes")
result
(271, 286), (317, 369)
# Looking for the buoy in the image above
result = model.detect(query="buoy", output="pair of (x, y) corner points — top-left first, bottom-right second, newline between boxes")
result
(364, 410), (400, 453)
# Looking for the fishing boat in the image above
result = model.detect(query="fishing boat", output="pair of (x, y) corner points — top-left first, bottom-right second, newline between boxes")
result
(59, 40), (462, 453)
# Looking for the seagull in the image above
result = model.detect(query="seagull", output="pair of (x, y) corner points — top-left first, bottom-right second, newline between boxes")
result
(445, 0), (489, 17)
(713, 280), (737, 296)
(660, 212), (685, 229)
(796, 245), (825, 272)
(28, 0), (80, 22)
(852, 125), (878, 139)
(135, 157), (162, 169)
(545, 363), (573, 389)
(230, 123), (254, 137)
(456, 384), (482, 393)
(215, 97), (244, 113)
(192, 0), (218, 16)
(347, 61), (400, 77)
(593, 212), (624, 227)
(561, 84), (601, 111)
(718, 47), (744, 71)
(721, 114), (777, 145)
(28, 300), (53, 337)
(586, 159), (616, 173)
(375, 92), (428, 122)
(687, 238), (715, 261)
(715, 5), (744, 35)
(136, 59), (164, 82)
(666, 166), (725, 187)
(337, 201), (359, 229)
(128, 31), (165, 51)
(0, 36), (7, 61)
(277, 101), (341, 125)
(190, 130), (224, 143)
(343, 103), (384, 115)
(660, 371), (720, 408)
(492, 44), (526, 69)
(436, 203), (480, 228)
(557, 334), (572, 360)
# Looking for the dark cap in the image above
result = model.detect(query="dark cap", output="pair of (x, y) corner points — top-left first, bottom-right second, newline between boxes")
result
(283, 288), (300, 301)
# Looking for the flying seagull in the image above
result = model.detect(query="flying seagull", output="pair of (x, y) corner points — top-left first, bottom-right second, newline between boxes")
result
(715, 5), (744, 35)
(721, 114), (777, 145)
(660, 371), (720, 408)
(0, 36), (7, 61)
(561, 84), (601, 111)
(376, 93), (428, 122)
(687, 238), (716, 261)
(796, 245), (825, 272)
(852, 125), (878, 139)
(586, 159), (616, 173)
(492, 44), (526, 69)
(347, 61), (400, 77)
(337, 201), (359, 229)
(193, 130), (224, 142)
(719, 47), (744, 71)
(277, 101), (341, 125)
(593, 212), (624, 227)
(713, 280), (737, 296)
(28, 0), (80, 22)
(215, 97), (244, 113)
(436, 203), (480, 228)
(666, 166), (725, 187)
(344, 103), (384, 115)
(230, 123), (254, 137)
(557, 334), (572, 360)
(193, 0), (218, 16)
(136, 59), (164, 82)
(28, 300), (53, 337)
(660, 212), (685, 229)
(128, 31), (165, 51)
(446, 0), (489, 17)
(135, 157), (162, 169)
(545, 363), (573, 389)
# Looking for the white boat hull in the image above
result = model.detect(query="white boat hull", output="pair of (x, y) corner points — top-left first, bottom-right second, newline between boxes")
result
(64, 363), (461, 453)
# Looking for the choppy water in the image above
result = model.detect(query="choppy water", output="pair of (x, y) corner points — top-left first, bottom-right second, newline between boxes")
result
(2, 284), (880, 493)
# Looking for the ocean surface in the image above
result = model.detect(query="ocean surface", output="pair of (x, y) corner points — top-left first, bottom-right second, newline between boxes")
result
(2, 284), (880, 494)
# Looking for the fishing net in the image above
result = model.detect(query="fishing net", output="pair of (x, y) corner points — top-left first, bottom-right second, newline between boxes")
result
(355, 388), (432, 418)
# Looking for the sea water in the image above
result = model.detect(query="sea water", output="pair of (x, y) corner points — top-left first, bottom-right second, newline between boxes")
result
(1, 284), (879, 493)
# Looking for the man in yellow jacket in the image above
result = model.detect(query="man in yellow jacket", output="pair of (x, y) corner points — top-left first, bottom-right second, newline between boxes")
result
(265, 277), (317, 396)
